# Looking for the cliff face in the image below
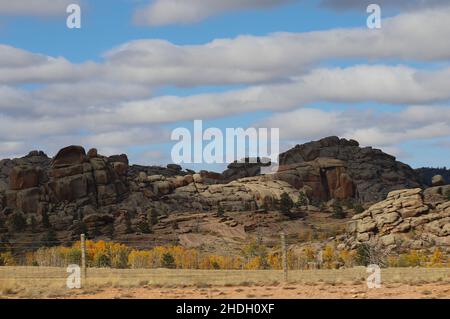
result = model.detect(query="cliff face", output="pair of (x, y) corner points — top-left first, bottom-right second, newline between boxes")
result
(279, 136), (422, 203)
(0, 136), (430, 244)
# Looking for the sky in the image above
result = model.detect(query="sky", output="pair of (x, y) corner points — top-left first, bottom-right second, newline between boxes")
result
(0, 0), (449, 171)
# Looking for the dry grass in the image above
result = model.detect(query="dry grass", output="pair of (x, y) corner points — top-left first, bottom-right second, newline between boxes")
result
(1, 266), (449, 298)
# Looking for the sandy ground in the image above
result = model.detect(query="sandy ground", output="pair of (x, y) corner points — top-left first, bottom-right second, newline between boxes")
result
(68, 282), (450, 299)
(2, 267), (450, 299)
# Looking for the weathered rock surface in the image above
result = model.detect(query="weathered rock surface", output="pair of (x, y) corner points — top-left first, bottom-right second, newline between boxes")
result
(348, 188), (450, 252)
(274, 158), (354, 201)
(0, 137), (443, 251)
(432, 174), (446, 187)
(279, 136), (421, 202)
(165, 175), (301, 212)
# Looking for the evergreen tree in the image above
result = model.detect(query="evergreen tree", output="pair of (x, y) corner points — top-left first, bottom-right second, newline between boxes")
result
(217, 205), (225, 217)
(43, 228), (59, 247)
(150, 208), (159, 226)
(30, 215), (38, 233)
(279, 192), (294, 216)
(295, 192), (308, 207)
(9, 213), (26, 232)
(42, 210), (50, 229)
(331, 203), (347, 219)
(161, 252), (175, 268)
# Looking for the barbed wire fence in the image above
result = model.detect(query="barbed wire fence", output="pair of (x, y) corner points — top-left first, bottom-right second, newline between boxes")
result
(1, 233), (450, 294)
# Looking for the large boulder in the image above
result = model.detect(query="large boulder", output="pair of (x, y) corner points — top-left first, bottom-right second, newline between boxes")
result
(432, 175), (446, 187)
(52, 146), (87, 168)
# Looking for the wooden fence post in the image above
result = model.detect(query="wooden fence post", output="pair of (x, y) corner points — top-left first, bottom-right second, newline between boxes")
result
(80, 234), (87, 286)
(281, 232), (288, 283)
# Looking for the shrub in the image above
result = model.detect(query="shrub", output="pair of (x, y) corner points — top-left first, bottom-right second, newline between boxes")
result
(138, 219), (151, 234)
(242, 241), (269, 269)
(150, 209), (159, 226)
(355, 242), (389, 267)
(445, 189), (450, 201)
(94, 252), (111, 268)
(279, 192), (294, 216)
(65, 248), (82, 265)
(124, 213), (133, 234)
(319, 202), (326, 212)
(30, 216), (38, 233)
(430, 248), (445, 267)
(0, 252), (16, 266)
(295, 192), (308, 207)
(128, 250), (151, 269)
(331, 204), (346, 219)
(41, 211), (50, 228)
(354, 204), (365, 214)
(217, 205), (225, 217)
(342, 199), (354, 209)
(262, 200), (271, 213)
(8, 213), (26, 232)
(161, 252), (175, 268)
(42, 228), (59, 247)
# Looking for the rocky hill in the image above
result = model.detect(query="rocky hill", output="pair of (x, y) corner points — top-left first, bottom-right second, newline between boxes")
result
(0, 136), (447, 254)
(347, 186), (450, 252)
(279, 136), (422, 203)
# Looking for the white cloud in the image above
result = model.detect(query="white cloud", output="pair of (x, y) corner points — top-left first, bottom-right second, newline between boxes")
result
(0, 0), (75, 16)
(96, 65), (450, 125)
(259, 106), (450, 149)
(321, 0), (449, 11)
(2, 7), (450, 88)
(133, 0), (295, 26)
(1, 6), (450, 164)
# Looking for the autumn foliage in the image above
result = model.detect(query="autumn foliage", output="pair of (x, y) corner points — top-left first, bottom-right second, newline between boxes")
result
(8, 241), (450, 270)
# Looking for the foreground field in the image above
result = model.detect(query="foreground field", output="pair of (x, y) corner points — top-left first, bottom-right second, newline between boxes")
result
(1, 267), (449, 299)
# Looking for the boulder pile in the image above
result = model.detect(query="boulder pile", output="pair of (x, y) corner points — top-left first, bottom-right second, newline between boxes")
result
(348, 188), (450, 251)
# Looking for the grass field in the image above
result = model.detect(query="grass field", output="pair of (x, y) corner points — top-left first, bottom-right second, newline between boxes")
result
(1, 266), (450, 299)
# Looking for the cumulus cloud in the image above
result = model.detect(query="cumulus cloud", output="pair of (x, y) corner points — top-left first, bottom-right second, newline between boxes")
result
(259, 105), (450, 149)
(97, 65), (450, 125)
(133, 0), (295, 26)
(0, 0), (75, 16)
(1, 6), (450, 163)
(4, 7), (450, 88)
(321, 0), (450, 11)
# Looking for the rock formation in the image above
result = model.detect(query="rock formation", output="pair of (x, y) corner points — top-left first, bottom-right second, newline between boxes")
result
(279, 136), (422, 202)
(0, 137), (443, 249)
(348, 188), (450, 252)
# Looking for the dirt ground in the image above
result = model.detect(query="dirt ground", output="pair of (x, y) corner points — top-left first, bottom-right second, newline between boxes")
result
(2, 266), (450, 299)
(69, 282), (450, 299)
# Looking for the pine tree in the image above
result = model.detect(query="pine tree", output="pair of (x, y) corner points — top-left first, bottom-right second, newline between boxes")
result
(161, 252), (175, 268)
(295, 192), (308, 207)
(43, 228), (59, 247)
(42, 210), (50, 229)
(150, 208), (159, 226)
(332, 203), (347, 219)
(279, 192), (294, 216)
(217, 205), (225, 217)
(30, 215), (37, 233)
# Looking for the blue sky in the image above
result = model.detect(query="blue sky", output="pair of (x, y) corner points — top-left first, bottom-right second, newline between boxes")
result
(0, 0), (449, 171)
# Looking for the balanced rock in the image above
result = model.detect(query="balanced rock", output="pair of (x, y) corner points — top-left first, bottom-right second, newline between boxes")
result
(432, 175), (445, 187)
